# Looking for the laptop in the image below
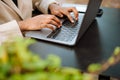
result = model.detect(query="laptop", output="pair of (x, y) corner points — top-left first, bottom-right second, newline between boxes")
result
(25, 0), (103, 46)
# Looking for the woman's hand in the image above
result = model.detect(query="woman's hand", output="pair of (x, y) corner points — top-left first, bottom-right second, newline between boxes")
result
(49, 3), (78, 23)
(19, 14), (61, 31)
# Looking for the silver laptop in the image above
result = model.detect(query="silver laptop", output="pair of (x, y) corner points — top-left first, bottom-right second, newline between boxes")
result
(25, 0), (103, 46)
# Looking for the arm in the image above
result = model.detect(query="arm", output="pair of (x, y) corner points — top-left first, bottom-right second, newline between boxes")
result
(19, 0), (78, 31)
(33, 0), (58, 14)
(33, 0), (78, 23)
(0, 15), (61, 44)
(0, 20), (23, 44)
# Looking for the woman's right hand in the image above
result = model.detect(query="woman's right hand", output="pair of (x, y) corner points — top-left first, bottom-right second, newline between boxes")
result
(18, 14), (62, 31)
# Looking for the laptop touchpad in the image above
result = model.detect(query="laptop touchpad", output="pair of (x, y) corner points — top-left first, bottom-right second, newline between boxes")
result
(25, 28), (52, 38)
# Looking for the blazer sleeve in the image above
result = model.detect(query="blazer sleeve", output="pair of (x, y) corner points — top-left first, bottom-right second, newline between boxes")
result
(0, 20), (23, 44)
(34, 0), (58, 14)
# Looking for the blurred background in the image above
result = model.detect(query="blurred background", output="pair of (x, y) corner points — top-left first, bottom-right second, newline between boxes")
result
(56, 0), (120, 8)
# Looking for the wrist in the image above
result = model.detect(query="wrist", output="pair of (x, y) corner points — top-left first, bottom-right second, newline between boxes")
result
(18, 21), (25, 31)
(49, 3), (60, 13)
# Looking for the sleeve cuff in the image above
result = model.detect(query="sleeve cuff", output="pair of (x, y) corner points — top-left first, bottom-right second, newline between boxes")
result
(0, 20), (23, 44)
(35, 0), (58, 14)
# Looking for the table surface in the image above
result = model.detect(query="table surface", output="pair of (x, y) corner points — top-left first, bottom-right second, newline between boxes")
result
(29, 5), (120, 79)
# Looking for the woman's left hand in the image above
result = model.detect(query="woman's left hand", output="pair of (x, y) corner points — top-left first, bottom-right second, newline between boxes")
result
(49, 3), (78, 23)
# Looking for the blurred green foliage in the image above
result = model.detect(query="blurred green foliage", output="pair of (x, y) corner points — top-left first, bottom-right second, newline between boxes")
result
(0, 38), (120, 80)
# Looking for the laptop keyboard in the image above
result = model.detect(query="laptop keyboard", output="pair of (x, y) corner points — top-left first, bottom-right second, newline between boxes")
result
(47, 14), (83, 42)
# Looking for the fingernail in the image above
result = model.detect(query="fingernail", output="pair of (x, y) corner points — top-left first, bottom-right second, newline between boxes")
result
(72, 20), (74, 23)
(60, 22), (62, 26)
(61, 15), (63, 17)
(76, 18), (78, 20)
(59, 25), (62, 28)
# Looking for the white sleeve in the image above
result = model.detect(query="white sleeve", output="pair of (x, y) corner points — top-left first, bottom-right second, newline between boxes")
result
(0, 20), (23, 44)
(35, 0), (58, 14)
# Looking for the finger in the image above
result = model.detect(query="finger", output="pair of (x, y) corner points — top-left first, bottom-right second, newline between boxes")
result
(51, 16), (62, 26)
(69, 7), (79, 20)
(56, 12), (64, 18)
(38, 24), (54, 30)
(65, 12), (74, 23)
(52, 11), (64, 18)
(49, 20), (61, 28)
(44, 24), (54, 30)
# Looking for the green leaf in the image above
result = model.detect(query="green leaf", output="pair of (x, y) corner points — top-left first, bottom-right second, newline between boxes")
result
(114, 47), (120, 56)
(88, 63), (102, 73)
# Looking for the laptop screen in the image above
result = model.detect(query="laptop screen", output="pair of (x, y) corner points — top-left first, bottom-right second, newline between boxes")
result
(77, 0), (103, 41)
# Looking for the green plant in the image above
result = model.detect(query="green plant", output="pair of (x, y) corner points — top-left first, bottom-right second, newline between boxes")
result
(0, 38), (120, 80)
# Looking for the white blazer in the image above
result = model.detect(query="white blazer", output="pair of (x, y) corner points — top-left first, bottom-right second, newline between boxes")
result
(0, 0), (57, 44)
